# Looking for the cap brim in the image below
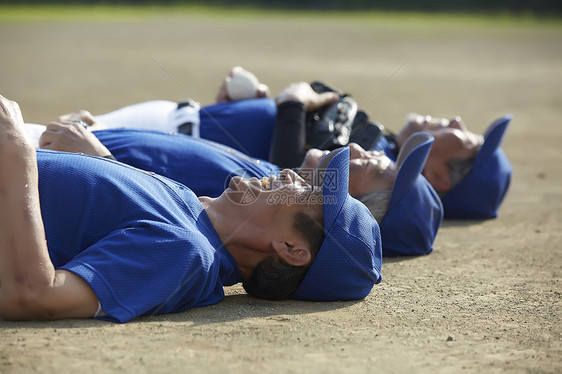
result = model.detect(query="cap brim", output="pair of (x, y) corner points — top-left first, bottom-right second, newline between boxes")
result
(476, 115), (512, 164)
(442, 114), (512, 219)
(312, 147), (348, 186)
(389, 132), (434, 208)
(312, 147), (350, 230)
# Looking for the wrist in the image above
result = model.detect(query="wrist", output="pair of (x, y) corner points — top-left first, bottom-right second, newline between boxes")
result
(1, 137), (36, 163)
(277, 100), (305, 111)
(275, 94), (300, 106)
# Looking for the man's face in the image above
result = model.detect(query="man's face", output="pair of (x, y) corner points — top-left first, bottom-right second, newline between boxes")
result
(299, 143), (396, 198)
(225, 169), (322, 214)
(396, 115), (483, 192)
(218, 169), (322, 275)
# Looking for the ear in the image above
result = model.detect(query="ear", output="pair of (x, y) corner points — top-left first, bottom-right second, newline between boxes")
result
(423, 165), (452, 193)
(271, 240), (312, 267)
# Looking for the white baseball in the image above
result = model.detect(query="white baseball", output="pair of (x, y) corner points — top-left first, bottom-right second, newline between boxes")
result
(226, 70), (259, 101)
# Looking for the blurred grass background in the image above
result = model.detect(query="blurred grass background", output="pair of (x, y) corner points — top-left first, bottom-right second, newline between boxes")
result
(1, 4), (560, 135)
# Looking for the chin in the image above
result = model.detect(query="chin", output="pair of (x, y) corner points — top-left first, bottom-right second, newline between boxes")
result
(302, 149), (326, 170)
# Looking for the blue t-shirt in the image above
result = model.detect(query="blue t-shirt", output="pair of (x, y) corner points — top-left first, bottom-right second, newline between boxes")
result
(199, 98), (277, 160)
(95, 129), (279, 198)
(37, 150), (241, 323)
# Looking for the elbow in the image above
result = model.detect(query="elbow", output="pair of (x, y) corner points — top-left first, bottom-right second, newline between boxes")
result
(0, 281), (53, 321)
(0, 287), (26, 320)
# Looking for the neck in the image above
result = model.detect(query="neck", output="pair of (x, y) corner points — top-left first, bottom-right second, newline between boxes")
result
(198, 196), (273, 280)
(225, 243), (271, 280)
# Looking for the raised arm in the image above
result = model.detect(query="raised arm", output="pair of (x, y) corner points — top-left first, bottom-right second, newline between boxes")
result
(0, 95), (98, 320)
(269, 82), (339, 169)
(215, 66), (270, 103)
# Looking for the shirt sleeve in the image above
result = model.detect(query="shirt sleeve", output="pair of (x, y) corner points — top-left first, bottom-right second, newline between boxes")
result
(61, 223), (224, 323)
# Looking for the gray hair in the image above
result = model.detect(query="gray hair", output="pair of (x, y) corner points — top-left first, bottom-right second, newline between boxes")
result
(358, 188), (393, 223)
(446, 157), (475, 194)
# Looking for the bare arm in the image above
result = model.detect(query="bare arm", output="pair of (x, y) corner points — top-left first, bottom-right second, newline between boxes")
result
(0, 95), (98, 320)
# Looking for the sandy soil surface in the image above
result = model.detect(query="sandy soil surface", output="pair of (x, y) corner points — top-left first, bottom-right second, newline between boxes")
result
(0, 10), (561, 373)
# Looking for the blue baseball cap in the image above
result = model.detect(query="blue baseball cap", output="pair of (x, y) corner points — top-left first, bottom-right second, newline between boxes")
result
(442, 115), (512, 219)
(380, 133), (444, 257)
(293, 147), (383, 301)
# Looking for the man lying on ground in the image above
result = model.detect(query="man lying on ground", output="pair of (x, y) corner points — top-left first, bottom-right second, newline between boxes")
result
(0, 94), (382, 323)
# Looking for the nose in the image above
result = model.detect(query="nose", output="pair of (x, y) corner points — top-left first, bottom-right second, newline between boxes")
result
(348, 142), (385, 160)
(448, 116), (466, 131)
(278, 169), (307, 187)
(347, 143), (365, 159)
(307, 148), (330, 162)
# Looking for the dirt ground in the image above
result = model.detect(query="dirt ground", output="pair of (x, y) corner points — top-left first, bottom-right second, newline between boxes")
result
(1, 9), (561, 374)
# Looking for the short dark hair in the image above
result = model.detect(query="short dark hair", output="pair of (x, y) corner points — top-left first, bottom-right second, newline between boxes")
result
(243, 211), (324, 300)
